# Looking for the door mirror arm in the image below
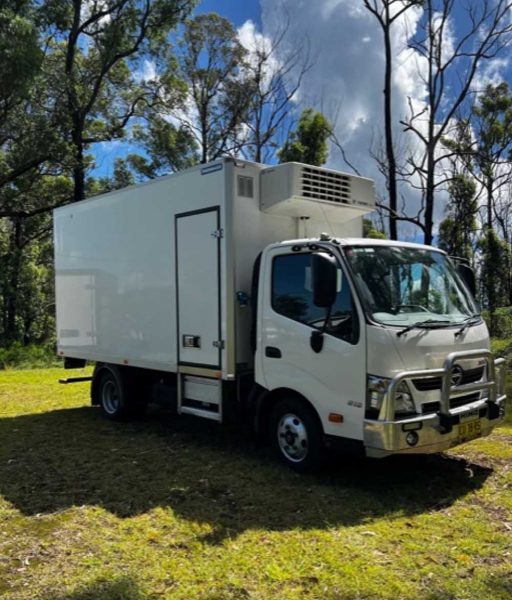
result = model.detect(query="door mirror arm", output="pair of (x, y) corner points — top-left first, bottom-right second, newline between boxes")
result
(310, 305), (332, 353)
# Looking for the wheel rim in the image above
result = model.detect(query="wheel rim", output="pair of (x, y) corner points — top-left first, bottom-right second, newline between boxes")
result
(277, 413), (308, 462)
(102, 379), (120, 414)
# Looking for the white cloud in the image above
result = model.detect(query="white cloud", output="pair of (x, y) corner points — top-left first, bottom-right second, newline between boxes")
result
(134, 59), (157, 83)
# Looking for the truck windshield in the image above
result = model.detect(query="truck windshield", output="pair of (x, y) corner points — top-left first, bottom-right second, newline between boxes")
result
(343, 245), (479, 327)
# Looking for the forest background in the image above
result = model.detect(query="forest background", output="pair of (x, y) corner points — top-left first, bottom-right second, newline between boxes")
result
(2, 0), (512, 366)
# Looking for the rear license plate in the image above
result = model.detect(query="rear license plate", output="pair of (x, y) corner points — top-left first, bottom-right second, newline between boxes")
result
(458, 419), (481, 442)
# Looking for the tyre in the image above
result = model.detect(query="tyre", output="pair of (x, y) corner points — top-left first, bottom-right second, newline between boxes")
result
(92, 365), (147, 421)
(270, 397), (325, 472)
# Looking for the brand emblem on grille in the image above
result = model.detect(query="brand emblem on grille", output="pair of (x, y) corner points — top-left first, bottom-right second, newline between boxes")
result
(450, 365), (464, 386)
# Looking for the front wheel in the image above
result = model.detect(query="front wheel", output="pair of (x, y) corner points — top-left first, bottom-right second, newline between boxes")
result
(270, 397), (325, 472)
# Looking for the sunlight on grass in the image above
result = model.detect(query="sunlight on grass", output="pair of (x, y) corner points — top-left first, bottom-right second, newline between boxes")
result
(0, 368), (511, 599)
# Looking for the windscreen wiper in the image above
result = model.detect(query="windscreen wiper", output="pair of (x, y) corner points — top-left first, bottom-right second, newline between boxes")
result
(454, 314), (481, 337)
(396, 319), (452, 337)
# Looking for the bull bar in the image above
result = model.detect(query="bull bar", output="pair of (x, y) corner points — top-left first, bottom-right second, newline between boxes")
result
(364, 349), (507, 458)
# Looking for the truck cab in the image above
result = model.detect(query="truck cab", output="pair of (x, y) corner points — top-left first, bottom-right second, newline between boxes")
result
(254, 236), (506, 468)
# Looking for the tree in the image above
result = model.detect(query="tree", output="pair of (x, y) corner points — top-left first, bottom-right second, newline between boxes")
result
(39, 0), (195, 203)
(472, 83), (512, 231)
(0, 1), (68, 213)
(437, 174), (477, 261)
(0, 175), (71, 344)
(239, 20), (311, 163)
(479, 229), (510, 335)
(175, 13), (250, 163)
(127, 116), (198, 179)
(401, 0), (512, 245)
(363, 0), (423, 240)
(363, 218), (387, 239)
(278, 108), (332, 166)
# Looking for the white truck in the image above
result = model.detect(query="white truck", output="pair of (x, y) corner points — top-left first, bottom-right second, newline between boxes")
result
(54, 158), (507, 470)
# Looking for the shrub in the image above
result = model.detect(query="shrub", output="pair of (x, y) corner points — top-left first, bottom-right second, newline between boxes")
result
(0, 342), (61, 370)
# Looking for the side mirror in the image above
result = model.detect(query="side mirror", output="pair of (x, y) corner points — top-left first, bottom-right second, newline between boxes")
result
(457, 263), (476, 297)
(312, 252), (337, 307)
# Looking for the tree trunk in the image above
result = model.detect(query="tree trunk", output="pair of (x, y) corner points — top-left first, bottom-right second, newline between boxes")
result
(3, 219), (23, 343)
(383, 19), (398, 240)
(423, 147), (435, 246)
(73, 139), (85, 202)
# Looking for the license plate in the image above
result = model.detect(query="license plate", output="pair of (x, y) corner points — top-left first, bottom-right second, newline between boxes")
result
(458, 419), (481, 442)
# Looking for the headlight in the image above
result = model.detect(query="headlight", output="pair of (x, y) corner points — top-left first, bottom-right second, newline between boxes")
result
(366, 375), (390, 417)
(366, 375), (417, 419)
(395, 380), (416, 416)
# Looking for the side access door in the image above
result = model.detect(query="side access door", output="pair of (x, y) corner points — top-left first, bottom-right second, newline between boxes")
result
(175, 207), (222, 369)
(257, 246), (367, 440)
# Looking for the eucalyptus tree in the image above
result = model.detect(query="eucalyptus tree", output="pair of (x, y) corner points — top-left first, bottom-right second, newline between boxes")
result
(175, 12), (251, 163)
(39, 0), (196, 203)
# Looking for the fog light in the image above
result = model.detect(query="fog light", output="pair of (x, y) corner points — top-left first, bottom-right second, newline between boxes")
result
(406, 431), (419, 447)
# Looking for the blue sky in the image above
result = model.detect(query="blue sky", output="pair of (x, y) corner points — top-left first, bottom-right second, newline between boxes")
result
(197, 0), (261, 28)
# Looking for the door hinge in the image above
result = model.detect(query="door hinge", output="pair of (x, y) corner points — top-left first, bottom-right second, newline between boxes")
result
(211, 229), (224, 239)
(212, 340), (225, 349)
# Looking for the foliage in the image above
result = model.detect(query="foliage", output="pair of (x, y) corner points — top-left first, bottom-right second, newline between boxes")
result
(36, 0), (196, 202)
(0, 368), (512, 598)
(479, 229), (510, 335)
(486, 308), (512, 341)
(0, 342), (59, 370)
(278, 108), (332, 166)
(438, 174), (477, 261)
(363, 218), (387, 239)
(127, 117), (198, 179)
(175, 12), (250, 163)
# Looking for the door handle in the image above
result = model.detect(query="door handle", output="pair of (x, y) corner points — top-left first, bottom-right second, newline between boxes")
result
(265, 346), (282, 359)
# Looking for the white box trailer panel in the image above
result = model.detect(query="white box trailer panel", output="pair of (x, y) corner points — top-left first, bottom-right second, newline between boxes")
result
(54, 162), (228, 373)
(55, 158), (374, 378)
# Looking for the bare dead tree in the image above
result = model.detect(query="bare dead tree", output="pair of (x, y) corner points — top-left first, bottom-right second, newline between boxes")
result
(239, 18), (313, 163)
(363, 0), (423, 240)
(401, 0), (512, 245)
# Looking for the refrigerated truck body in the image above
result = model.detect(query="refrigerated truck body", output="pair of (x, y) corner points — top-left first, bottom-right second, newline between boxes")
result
(54, 158), (506, 469)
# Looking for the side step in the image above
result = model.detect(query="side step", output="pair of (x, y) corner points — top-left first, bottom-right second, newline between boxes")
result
(179, 375), (222, 422)
(59, 376), (92, 384)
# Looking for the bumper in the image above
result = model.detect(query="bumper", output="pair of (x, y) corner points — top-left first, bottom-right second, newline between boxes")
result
(364, 350), (507, 458)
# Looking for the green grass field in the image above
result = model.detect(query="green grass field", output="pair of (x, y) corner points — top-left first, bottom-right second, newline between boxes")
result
(0, 368), (511, 599)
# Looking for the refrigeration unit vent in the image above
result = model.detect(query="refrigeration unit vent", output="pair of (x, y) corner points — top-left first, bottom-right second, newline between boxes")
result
(300, 166), (352, 204)
(260, 162), (375, 223)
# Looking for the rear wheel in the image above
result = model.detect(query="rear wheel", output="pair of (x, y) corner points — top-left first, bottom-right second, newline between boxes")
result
(92, 365), (147, 420)
(270, 397), (325, 472)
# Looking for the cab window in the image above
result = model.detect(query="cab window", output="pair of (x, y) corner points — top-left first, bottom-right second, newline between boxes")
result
(272, 253), (358, 344)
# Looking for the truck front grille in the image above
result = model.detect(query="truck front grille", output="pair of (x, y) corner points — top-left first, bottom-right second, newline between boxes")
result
(413, 366), (484, 391)
(421, 392), (481, 414)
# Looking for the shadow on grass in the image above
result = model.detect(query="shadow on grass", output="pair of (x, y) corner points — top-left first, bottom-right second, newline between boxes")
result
(0, 406), (493, 541)
(42, 577), (144, 600)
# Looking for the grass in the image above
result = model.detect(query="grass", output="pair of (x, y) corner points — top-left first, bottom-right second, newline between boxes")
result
(0, 369), (511, 599)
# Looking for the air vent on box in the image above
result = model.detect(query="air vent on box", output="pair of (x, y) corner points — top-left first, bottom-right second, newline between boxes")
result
(238, 175), (254, 198)
(260, 162), (375, 224)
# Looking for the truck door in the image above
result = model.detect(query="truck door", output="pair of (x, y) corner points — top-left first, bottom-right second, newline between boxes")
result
(176, 207), (221, 369)
(258, 246), (367, 440)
